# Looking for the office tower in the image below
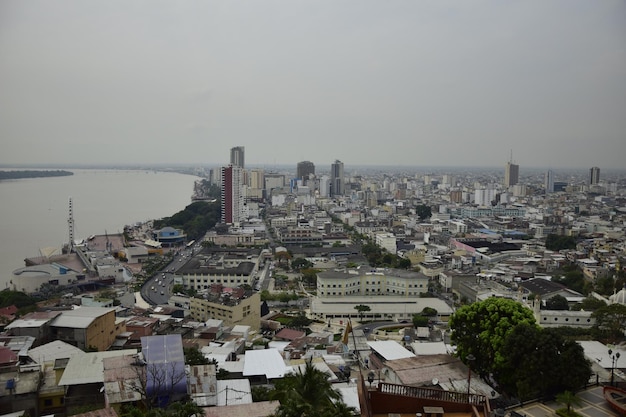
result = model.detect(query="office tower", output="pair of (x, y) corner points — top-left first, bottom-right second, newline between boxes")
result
(221, 165), (244, 224)
(230, 146), (245, 168)
(504, 161), (519, 187)
(475, 188), (497, 206)
(589, 166), (600, 185)
(319, 175), (330, 197)
(331, 160), (345, 197)
(296, 161), (315, 184)
(545, 170), (554, 194)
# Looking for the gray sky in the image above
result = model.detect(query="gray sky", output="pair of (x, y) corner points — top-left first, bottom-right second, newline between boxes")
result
(1, 1), (624, 169)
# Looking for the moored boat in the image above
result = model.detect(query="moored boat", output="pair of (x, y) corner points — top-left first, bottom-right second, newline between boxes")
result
(603, 386), (626, 415)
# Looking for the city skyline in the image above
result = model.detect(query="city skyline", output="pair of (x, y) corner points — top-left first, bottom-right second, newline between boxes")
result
(1, 1), (625, 169)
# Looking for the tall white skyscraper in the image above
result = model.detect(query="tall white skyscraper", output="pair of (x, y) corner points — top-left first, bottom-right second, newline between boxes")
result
(331, 160), (344, 197)
(230, 146), (245, 168)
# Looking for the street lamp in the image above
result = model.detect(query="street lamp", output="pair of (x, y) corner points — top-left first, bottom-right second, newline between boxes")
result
(609, 349), (621, 386)
(367, 371), (375, 387)
(466, 354), (476, 398)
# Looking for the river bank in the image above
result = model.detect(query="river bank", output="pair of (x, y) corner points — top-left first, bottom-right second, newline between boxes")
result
(0, 169), (200, 286)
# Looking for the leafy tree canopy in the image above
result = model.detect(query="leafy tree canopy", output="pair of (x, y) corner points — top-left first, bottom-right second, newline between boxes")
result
(449, 297), (536, 377)
(545, 234), (577, 251)
(545, 295), (570, 311)
(0, 290), (37, 309)
(570, 296), (607, 312)
(497, 324), (592, 400)
(553, 267), (589, 295)
(416, 204), (432, 221)
(184, 346), (209, 366)
(291, 257), (313, 271)
(412, 314), (429, 328)
(153, 201), (220, 241)
(592, 303), (626, 343)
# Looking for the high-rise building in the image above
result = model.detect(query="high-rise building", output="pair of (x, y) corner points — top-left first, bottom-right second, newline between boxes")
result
(504, 161), (519, 187)
(230, 146), (245, 168)
(221, 165), (244, 224)
(331, 160), (344, 197)
(545, 170), (554, 194)
(296, 161), (315, 184)
(589, 166), (600, 185)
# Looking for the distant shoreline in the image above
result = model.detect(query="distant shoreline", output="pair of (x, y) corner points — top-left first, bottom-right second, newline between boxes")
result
(0, 170), (74, 180)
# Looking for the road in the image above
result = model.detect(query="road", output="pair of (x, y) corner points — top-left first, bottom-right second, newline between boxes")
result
(140, 243), (200, 305)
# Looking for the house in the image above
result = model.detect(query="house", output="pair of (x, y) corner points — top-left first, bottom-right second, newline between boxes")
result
(58, 349), (138, 414)
(50, 307), (126, 351)
(4, 311), (62, 346)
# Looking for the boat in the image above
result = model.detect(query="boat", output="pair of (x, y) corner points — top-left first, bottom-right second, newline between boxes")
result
(603, 386), (626, 415)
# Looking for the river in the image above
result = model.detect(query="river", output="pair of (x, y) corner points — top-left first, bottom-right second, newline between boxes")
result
(0, 169), (200, 287)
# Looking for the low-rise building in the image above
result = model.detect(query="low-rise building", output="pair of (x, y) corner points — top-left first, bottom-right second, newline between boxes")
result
(50, 307), (126, 351)
(317, 267), (429, 297)
(190, 291), (260, 330)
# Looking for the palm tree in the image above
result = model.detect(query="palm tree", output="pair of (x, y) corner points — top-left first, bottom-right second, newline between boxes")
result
(556, 390), (582, 414)
(271, 359), (354, 417)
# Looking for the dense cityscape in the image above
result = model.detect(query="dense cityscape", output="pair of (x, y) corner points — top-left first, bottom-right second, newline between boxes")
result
(0, 145), (625, 417)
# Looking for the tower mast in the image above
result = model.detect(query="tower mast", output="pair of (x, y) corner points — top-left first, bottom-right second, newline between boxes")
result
(68, 197), (74, 253)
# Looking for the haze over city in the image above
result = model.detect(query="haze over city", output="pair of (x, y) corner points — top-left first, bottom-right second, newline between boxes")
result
(1, 1), (624, 169)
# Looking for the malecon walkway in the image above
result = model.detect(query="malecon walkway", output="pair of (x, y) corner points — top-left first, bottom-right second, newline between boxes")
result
(511, 386), (618, 417)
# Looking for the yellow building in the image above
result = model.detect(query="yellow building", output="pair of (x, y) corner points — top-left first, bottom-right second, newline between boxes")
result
(50, 307), (126, 351)
(190, 292), (260, 330)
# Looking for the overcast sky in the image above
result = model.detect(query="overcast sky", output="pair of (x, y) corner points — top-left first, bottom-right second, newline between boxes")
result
(0, 1), (624, 170)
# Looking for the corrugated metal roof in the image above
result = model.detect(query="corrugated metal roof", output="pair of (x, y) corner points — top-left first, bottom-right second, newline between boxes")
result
(51, 307), (115, 329)
(367, 340), (415, 361)
(243, 349), (286, 379)
(58, 349), (137, 386)
(217, 379), (252, 406)
(28, 340), (86, 364)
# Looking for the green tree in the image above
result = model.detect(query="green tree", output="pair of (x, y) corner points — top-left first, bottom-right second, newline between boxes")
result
(252, 385), (274, 402)
(300, 268), (319, 289)
(275, 251), (293, 266)
(545, 295), (569, 311)
(449, 297), (536, 377)
(595, 275), (618, 296)
(556, 391), (582, 414)
(497, 324), (592, 400)
(153, 201), (221, 241)
(592, 303), (626, 343)
(270, 359), (354, 417)
(290, 313), (312, 329)
(184, 346), (209, 366)
(415, 204), (432, 221)
(571, 296), (607, 311)
(412, 314), (429, 328)
(545, 234), (577, 251)
(554, 267), (587, 295)
(291, 257), (313, 271)
(421, 307), (438, 317)
(354, 304), (371, 321)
